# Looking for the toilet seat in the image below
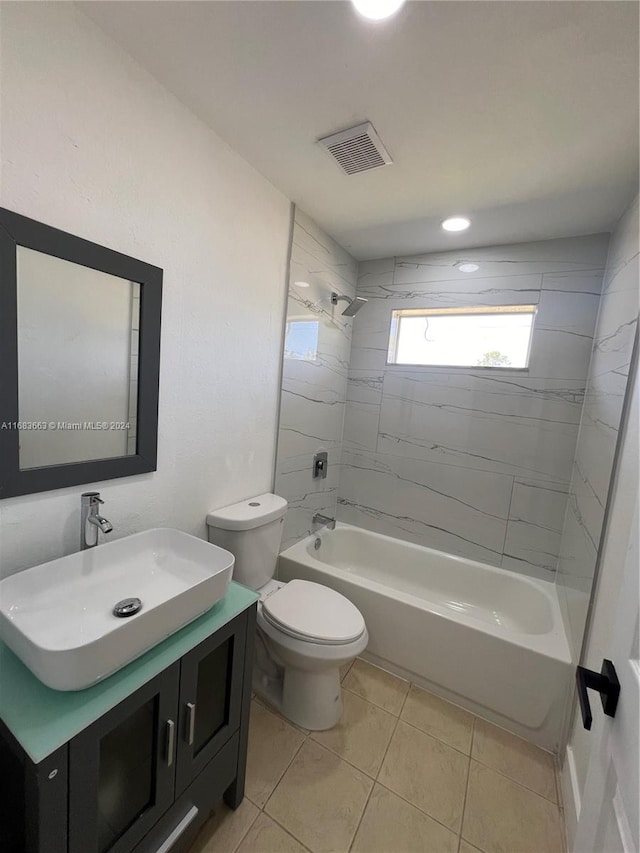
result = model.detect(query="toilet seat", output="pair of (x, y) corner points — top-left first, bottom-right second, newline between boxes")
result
(261, 579), (365, 646)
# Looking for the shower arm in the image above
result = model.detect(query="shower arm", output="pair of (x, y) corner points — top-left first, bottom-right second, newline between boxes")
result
(330, 293), (350, 306)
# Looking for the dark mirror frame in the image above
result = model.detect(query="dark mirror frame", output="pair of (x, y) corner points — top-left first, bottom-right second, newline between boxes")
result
(0, 207), (162, 499)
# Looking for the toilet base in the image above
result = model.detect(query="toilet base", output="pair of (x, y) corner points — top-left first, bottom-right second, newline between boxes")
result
(282, 666), (343, 730)
(252, 608), (368, 731)
(252, 650), (345, 731)
(252, 666), (284, 710)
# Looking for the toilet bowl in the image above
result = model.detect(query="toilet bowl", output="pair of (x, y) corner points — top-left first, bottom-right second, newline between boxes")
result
(256, 578), (368, 729)
(207, 494), (368, 730)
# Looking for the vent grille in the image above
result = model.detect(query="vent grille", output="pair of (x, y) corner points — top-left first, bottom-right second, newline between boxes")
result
(318, 122), (392, 175)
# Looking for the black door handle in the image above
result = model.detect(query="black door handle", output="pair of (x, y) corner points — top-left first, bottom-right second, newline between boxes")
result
(576, 659), (620, 730)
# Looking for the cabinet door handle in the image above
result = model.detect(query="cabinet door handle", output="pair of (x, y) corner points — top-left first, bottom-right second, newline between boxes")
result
(165, 719), (175, 766)
(186, 702), (196, 746)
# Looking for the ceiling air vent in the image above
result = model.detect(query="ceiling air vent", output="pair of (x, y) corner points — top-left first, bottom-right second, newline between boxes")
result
(318, 122), (392, 176)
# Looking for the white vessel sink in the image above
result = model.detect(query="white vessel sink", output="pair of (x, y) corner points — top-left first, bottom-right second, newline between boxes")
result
(0, 528), (234, 691)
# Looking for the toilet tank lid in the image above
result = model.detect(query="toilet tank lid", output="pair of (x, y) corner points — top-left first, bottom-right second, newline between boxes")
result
(206, 493), (288, 531)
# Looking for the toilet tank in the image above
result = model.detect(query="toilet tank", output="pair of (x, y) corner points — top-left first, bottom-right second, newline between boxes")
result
(206, 493), (287, 590)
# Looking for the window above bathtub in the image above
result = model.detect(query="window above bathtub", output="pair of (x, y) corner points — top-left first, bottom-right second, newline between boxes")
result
(386, 305), (537, 369)
(284, 318), (319, 362)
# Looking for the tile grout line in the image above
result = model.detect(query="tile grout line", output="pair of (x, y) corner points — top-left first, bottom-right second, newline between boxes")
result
(376, 700), (504, 853)
(371, 693), (470, 845)
(347, 689), (407, 853)
(352, 674), (561, 839)
(345, 767), (375, 853)
(265, 810), (314, 853)
(341, 660), (355, 683)
(309, 679), (410, 795)
(341, 683), (408, 719)
(308, 732), (392, 782)
(467, 752), (561, 806)
(364, 684), (466, 838)
(226, 804), (260, 853)
(396, 714), (474, 761)
(460, 759), (564, 853)
(342, 661), (411, 716)
(349, 684), (411, 850)
(500, 473), (517, 561)
(398, 681), (411, 716)
(553, 753), (563, 810)
(347, 671), (409, 851)
(346, 664), (560, 821)
(245, 663), (563, 852)
(553, 755), (569, 853)
(251, 719), (312, 852)
(257, 672), (402, 853)
(262, 734), (377, 853)
(246, 663), (375, 853)
(389, 694), (560, 805)
(457, 716), (477, 851)
(260, 722), (308, 811)
(372, 775), (467, 843)
(253, 695), (310, 737)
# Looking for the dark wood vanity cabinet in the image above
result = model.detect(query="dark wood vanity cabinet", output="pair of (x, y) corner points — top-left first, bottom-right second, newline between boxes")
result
(68, 664), (181, 853)
(0, 605), (255, 853)
(174, 614), (246, 798)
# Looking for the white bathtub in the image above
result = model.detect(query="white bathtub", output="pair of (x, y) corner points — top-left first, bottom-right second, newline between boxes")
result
(278, 522), (572, 751)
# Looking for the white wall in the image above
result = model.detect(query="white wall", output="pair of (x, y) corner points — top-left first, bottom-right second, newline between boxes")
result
(0, 3), (291, 576)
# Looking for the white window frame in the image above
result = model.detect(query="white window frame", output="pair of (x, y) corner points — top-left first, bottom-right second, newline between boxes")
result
(386, 304), (537, 370)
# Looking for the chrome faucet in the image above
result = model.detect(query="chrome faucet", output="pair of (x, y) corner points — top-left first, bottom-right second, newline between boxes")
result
(81, 492), (113, 550)
(312, 512), (336, 530)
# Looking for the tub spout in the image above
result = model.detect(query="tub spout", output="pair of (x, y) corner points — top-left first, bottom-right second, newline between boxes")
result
(312, 513), (336, 530)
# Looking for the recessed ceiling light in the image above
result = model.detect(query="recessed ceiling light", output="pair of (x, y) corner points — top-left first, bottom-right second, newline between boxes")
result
(442, 216), (471, 232)
(457, 263), (479, 273)
(351, 0), (406, 21)
(294, 281), (310, 288)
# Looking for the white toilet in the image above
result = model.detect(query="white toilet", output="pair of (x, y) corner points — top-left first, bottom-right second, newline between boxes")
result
(207, 493), (368, 730)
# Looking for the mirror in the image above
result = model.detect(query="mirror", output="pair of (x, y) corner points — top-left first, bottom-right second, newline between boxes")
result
(17, 248), (141, 469)
(0, 208), (162, 498)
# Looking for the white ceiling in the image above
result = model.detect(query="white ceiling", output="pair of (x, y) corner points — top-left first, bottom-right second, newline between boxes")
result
(81, 1), (639, 260)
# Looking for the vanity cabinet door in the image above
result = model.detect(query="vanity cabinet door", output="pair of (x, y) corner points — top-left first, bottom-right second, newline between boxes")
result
(68, 663), (180, 853)
(175, 611), (247, 796)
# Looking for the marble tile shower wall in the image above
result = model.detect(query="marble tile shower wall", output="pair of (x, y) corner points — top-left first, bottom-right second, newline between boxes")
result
(338, 235), (611, 580)
(556, 196), (639, 658)
(275, 209), (358, 548)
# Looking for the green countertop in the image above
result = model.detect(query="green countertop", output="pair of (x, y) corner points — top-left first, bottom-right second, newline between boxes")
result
(0, 581), (258, 765)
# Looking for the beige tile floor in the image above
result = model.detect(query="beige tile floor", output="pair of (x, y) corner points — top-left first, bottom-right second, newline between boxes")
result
(188, 658), (566, 853)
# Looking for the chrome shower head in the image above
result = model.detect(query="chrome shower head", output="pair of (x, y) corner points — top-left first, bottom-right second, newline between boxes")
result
(330, 293), (368, 317)
(341, 296), (368, 317)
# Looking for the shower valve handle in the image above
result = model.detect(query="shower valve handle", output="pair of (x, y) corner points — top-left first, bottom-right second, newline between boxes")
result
(313, 451), (328, 479)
